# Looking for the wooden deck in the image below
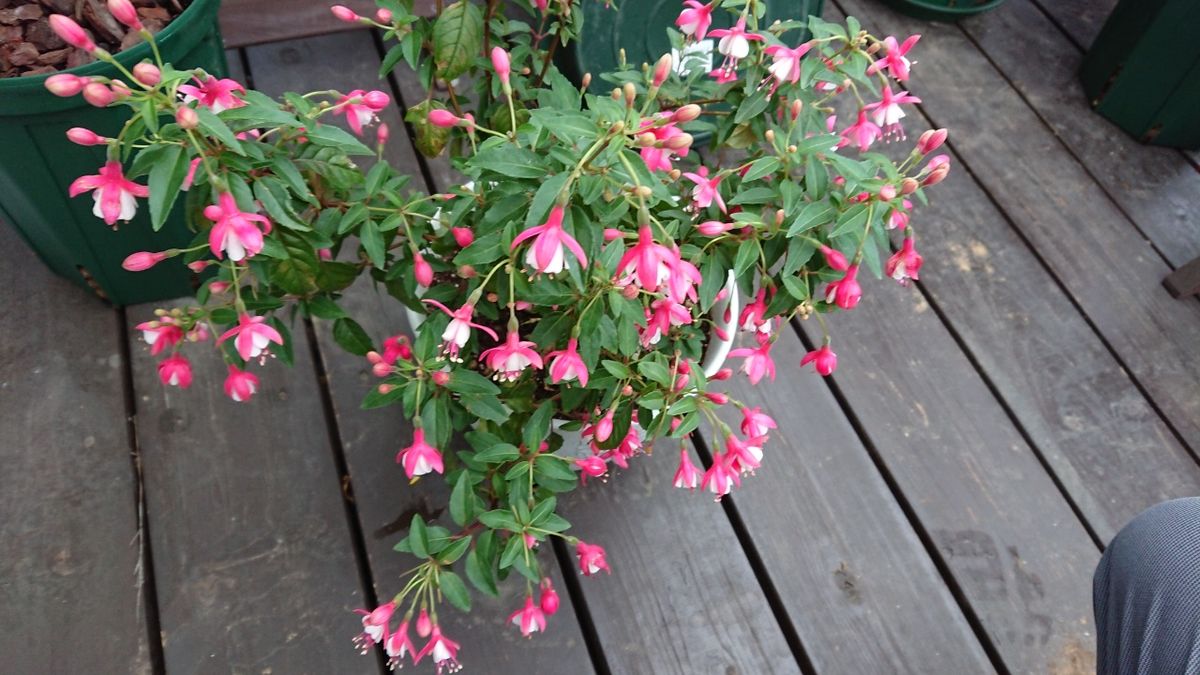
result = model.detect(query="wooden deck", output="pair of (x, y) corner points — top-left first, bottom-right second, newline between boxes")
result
(4, 0), (1200, 672)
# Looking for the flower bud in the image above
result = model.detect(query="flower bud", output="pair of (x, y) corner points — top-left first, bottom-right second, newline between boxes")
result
(637, 132), (656, 147)
(66, 127), (107, 146)
(82, 82), (115, 107)
(363, 90), (390, 110)
(432, 371), (450, 386)
(107, 0), (142, 29)
(186, 260), (211, 273)
(790, 99), (803, 121)
(879, 184), (896, 201)
(917, 128), (948, 154)
(672, 104), (701, 123)
(667, 169), (681, 181)
(451, 227), (474, 248)
(664, 132), (692, 151)
(377, 383), (394, 394)
(540, 583), (560, 615)
(900, 177), (919, 195)
(49, 15), (96, 52)
(109, 80), (132, 99)
(491, 47), (512, 86)
(457, 264), (477, 278)
(581, 73), (592, 89)
(820, 245), (850, 271)
(121, 251), (167, 271)
(866, 42), (881, 55)
(923, 165), (950, 186)
(697, 220), (730, 236)
(603, 228), (623, 242)
(635, 185), (652, 199)
(176, 106), (199, 129)
(428, 109), (460, 128)
(209, 280), (231, 294)
(414, 252), (434, 286)
(622, 82), (636, 107)
(375, 8), (392, 22)
(621, 284), (639, 299)
(330, 5), (360, 22)
(45, 73), (86, 97)
(133, 62), (161, 86)
(705, 392), (729, 406)
(711, 368), (733, 381)
(377, 123), (389, 146)
(765, 129), (775, 144)
(611, 87), (621, 100)
(652, 53), (672, 87)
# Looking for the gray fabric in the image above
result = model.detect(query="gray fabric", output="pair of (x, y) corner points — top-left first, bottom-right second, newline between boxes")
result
(1095, 498), (1200, 674)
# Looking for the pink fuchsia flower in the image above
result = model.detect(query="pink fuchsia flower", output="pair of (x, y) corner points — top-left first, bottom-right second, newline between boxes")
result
(82, 82), (115, 107)
(178, 75), (245, 113)
(617, 225), (674, 292)
(204, 192), (272, 262)
(741, 406), (777, 438)
(587, 408), (615, 444)
(480, 330), (543, 382)
(137, 320), (183, 356)
(709, 17), (763, 79)
(48, 15), (95, 52)
(397, 428), (444, 478)
(540, 579), (560, 615)
(333, 89), (389, 136)
(683, 167), (726, 213)
(413, 251), (434, 286)
(868, 34), (920, 82)
(416, 609), (432, 638)
(824, 264), (863, 309)
(665, 247), (702, 304)
(421, 299), (498, 362)
(69, 161), (149, 226)
(223, 365), (260, 402)
(801, 344), (838, 376)
(511, 205), (587, 275)
(218, 314), (283, 361)
(863, 86), (921, 141)
(641, 298), (692, 347)
(575, 541), (610, 576)
(508, 596), (547, 637)
(728, 336), (776, 385)
(673, 448), (702, 490)
(840, 110), (883, 153)
(763, 42), (812, 92)
(122, 250), (167, 271)
(820, 245), (850, 271)
(428, 109), (462, 128)
(352, 601), (396, 654)
(675, 0), (716, 41)
(383, 335), (413, 363)
(922, 154), (952, 186)
(888, 199), (914, 230)
(726, 433), (764, 475)
(639, 119), (691, 173)
(384, 621), (415, 670)
(157, 354), (192, 388)
(700, 451), (741, 500)
(575, 455), (608, 482)
(415, 625), (461, 673)
(886, 237), (923, 285)
(709, 67), (739, 84)
(547, 337), (589, 387)
(739, 288), (770, 334)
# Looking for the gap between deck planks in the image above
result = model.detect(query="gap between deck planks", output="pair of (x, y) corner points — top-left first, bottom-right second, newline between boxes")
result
(0, 224), (153, 673)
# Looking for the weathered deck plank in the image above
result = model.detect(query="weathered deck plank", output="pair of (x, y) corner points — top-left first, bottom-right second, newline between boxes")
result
(218, 0), (437, 49)
(712, 330), (994, 673)
(0, 225), (152, 673)
(244, 33), (596, 672)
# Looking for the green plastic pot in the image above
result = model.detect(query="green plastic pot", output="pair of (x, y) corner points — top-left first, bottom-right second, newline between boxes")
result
(558, 0), (826, 95)
(0, 0), (227, 306)
(877, 0), (1007, 22)
(1079, 0), (1200, 150)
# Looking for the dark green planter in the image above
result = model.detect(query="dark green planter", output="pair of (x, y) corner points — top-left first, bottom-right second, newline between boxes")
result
(559, 0), (825, 95)
(878, 0), (1007, 22)
(1080, 0), (1200, 150)
(0, 0), (226, 306)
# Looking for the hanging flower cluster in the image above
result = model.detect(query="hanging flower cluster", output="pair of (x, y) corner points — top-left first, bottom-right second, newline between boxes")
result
(53, 0), (952, 670)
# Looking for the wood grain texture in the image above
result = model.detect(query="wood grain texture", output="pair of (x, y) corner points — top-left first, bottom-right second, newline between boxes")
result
(219, 0), (438, 48)
(244, 33), (595, 673)
(127, 306), (374, 674)
(1164, 255), (1200, 298)
(838, 0), (1200, 455)
(1029, 0), (1116, 48)
(961, 0), (1200, 269)
(713, 330), (994, 673)
(0, 224), (152, 673)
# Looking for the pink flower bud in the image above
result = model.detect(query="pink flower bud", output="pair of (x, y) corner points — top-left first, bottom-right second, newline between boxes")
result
(82, 82), (114, 107)
(705, 392), (729, 406)
(376, 123), (389, 146)
(697, 220), (730, 236)
(416, 609), (432, 638)
(107, 0), (142, 29)
(458, 264), (477, 278)
(377, 383), (394, 394)
(603, 228), (623, 242)
(672, 104), (701, 123)
(925, 154), (951, 171)
(900, 177), (919, 195)
(820, 245), (850, 271)
(66, 127), (107, 146)
(45, 73), (86, 97)
(923, 165), (950, 186)
(451, 227), (474, 248)
(711, 368), (733, 381)
(428, 109), (460, 128)
(372, 361), (391, 377)
(133, 63), (160, 86)
(330, 4), (360, 22)
(187, 260), (211, 273)
(540, 582), (560, 615)
(317, 248), (333, 261)
(109, 79), (132, 99)
(414, 252), (433, 286)
(490, 47), (511, 85)
(210, 280), (232, 294)
(121, 251), (167, 271)
(879, 184), (896, 201)
(432, 371), (450, 386)
(652, 53), (671, 88)
(375, 7), (392, 22)
(49, 15), (96, 52)
(176, 106), (199, 130)
(917, 128), (948, 154)
(363, 90), (390, 111)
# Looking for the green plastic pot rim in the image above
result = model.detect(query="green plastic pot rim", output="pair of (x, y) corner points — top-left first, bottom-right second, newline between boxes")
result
(885, 0), (1007, 16)
(0, 0), (220, 110)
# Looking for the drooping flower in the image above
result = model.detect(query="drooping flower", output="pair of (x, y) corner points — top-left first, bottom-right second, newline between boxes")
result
(218, 314), (284, 361)
(178, 75), (245, 113)
(728, 336), (776, 385)
(741, 406), (777, 439)
(539, 579), (560, 615)
(867, 34), (920, 81)
(223, 365), (260, 402)
(675, 0), (716, 41)
(575, 455), (608, 482)
(700, 451), (741, 500)
(641, 298), (692, 348)
(824, 265), (863, 310)
(616, 225), (674, 292)
(739, 288), (770, 334)
(510, 205), (587, 275)
(840, 110), (883, 153)
(333, 89), (390, 136)
(673, 448), (702, 490)
(69, 161), (149, 226)
(888, 199), (914, 230)
(683, 166), (727, 213)
(763, 42), (812, 92)
(547, 338), (589, 386)
(396, 428), (444, 478)
(576, 541), (610, 576)
(508, 596), (547, 637)
(801, 344), (838, 376)
(863, 86), (921, 141)
(384, 621), (415, 670)
(157, 354), (192, 388)
(665, 247), (703, 304)
(421, 299), (498, 362)
(708, 17), (763, 80)
(480, 330), (543, 382)
(587, 408), (615, 444)
(352, 602), (396, 654)
(203, 193), (272, 262)
(726, 433), (764, 475)
(886, 237), (923, 285)
(137, 320), (184, 356)
(383, 335), (413, 363)
(416, 609), (432, 638)
(415, 625), (461, 673)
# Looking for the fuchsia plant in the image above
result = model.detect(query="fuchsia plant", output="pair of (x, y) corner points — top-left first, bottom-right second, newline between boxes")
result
(49, 0), (952, 669)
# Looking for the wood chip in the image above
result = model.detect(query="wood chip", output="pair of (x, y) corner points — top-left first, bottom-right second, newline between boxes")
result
(9, 41), (39, 66)
(13, 3), (43, 21)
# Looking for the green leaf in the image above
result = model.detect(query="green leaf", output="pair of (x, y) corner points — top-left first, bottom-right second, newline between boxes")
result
(733, 239), (760, 279)
(788, 201), (835, 236)
(439, 536), (472, 565)
(499, 533), (524, 569)
(830, 204), (870, 239)
(438, 570), (471, 611)
(446, 369), (502, 395)
(450, 472), (473, 526)
(741, 156), (782, 183)
(637, 360), (671, 386)
(409, 515), (429, 558)
(271, 156), (313, 202)
(530, 496), (557, 525)
(462, 394), (510, 423)
(523, 401), (555, 451)
(147, 145), (189, 231)
(734, 89), (771, 124)
(478, 509), (521, 531)
(729, 187), (777, 206)
(432, 0), (484, 80)
(360, 219), (386, 268)
(306, 124), (373, 156)
(466, 549), (499, 596)
(470, 145), (547, 178)
(474, 443), (521, 463)
(601, 360), (632, 378)
(195, 107), (246, 156)
(364, 160), (390, 196)
(332, 317), (373, 355)
(523, 173), (570, 230)
(307, 295), (347, 320)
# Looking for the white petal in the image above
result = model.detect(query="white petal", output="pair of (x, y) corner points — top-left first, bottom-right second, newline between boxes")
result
(119, 190), (137, 221)
(91, 192), (105, 220)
